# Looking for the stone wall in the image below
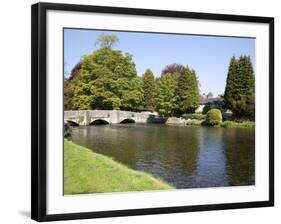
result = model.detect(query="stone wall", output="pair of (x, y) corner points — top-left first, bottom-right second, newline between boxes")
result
(64, 110), (154, 125)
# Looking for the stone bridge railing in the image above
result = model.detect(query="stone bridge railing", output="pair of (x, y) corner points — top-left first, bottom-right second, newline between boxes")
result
(64, 110), (154, 125)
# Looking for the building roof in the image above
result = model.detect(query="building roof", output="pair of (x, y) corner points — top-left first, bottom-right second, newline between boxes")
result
(200, 96), (224, 105)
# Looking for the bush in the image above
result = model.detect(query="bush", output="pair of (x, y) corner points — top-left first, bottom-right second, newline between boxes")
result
(206, 109), (222, 126)
(191, 113), (206, 120)
(202, 105), (212, 114)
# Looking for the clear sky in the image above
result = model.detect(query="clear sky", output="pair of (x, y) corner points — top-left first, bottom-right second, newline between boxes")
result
(64, 28), (255, 96)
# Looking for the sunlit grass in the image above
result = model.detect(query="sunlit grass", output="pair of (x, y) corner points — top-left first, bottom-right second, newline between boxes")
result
(186, 119), (255, 128)
(64, 139), (173, 195)
(221, 120), (255, 128)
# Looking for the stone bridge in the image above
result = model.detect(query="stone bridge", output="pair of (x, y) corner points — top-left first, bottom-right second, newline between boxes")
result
(64, 110), (154, 126)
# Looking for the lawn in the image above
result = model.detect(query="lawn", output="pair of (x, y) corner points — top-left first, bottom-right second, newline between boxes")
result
(64, 139), (173, 195)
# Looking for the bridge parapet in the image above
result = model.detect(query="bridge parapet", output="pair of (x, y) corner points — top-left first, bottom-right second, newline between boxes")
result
(64, 110), (155, 125)
(64, 110), (89, 125)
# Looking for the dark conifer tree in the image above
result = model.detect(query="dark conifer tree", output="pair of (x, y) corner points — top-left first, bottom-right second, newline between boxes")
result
(224, 56), (239, 110)
(224, 55), (255, 119)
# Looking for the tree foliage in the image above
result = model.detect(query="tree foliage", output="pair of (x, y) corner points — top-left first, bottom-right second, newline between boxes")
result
(95, 33), (119, 49)
(162, 63), (184, 76)
(64, 63), (81, 110)
(155, 73), (178, 116)
(176, 67), (200, 114)
(65, 35), (141, 110)
(202, 105), (211, 114)
(142, 69), (156, 111)
(64, 35), (201, 117)
(119, 77), (144, 111)
(155, 65), (200, 116)
(224, 55), (255, 119)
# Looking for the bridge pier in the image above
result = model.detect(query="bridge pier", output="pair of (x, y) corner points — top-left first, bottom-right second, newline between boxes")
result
(83, 110), (90, 126)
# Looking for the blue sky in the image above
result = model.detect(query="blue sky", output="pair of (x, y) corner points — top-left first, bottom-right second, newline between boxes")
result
(64, 28), (255, 96)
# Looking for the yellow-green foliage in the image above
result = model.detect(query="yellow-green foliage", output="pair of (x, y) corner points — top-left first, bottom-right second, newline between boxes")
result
(191, 113), (206, 120)
(186, 119), (203, 126)
(64, 140), (173, 195)
(221, 120), (255, 128)
(206, 109), (222, 126)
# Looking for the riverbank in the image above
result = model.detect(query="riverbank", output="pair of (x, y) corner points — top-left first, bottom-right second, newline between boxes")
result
(220, 120), (255, 128)
(64, 139), (173, 194)
(186, 119), (255, 128)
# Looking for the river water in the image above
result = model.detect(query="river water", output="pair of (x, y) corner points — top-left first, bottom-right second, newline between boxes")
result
(71, 124), (255, 189)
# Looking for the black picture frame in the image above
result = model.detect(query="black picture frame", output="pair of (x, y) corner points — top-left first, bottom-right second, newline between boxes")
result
(31, 2), (274, 222)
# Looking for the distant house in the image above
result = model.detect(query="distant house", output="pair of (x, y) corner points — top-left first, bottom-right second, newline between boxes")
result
(195, 95), (224, 113)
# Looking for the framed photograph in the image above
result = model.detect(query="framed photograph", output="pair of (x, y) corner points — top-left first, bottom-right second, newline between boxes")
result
(31, 2), (274, 222)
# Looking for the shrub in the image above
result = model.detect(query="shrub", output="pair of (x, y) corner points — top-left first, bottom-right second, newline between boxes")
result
(202, 105), (212, 114)
(206, 109), (222, 126)
(191, 113), (206, 120)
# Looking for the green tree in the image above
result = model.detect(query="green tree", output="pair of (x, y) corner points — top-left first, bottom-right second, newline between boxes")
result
(95, 34), (119, 49)
(224, 55), (255, 119)
(176, 67), (200, 114)
(66, 35), (140, 110)
(120, 77), (144, 111)
(224, 56), (239, 110)
(155, 73), (178, 116)
(142, 69), (156, 111)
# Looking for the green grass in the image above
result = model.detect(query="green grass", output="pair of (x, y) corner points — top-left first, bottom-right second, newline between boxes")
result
(186, 119), (203, 126)
(221, 120), (255, 128)
(64, 140), (173, 195)
(186, 119), (255, 128)
(191, 113), (206, 120)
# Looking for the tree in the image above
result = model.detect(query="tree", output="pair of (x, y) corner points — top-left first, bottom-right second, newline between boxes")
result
(142, 69), (156, 111)
(207, 92), (213, 98)
(224, 56), (239, 110)
(95, 34), (119, 49)
(120, 77), (144, 111)
(162, 63), (184, 76)
(64, 63), (81, 110)
(176, 67), (200, 114)
(66, 35), (140, 110)
(155, 64), (200, 116)
(68, 62), (81, 81)
(155, 73), (178, 116)
(224, 55), (255, 119)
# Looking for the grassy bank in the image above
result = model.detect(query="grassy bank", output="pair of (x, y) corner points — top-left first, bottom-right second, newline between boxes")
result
(186, 119), (203, 126)
(64, 140), (173, 195)
(186, 120), (255, 128)
(221, 120), (255, 128)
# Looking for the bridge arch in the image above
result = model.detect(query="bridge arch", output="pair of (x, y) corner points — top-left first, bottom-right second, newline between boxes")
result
(120, 118), (135, 124)
(65, 120), (79, 126)
(90, 119), (109, 125)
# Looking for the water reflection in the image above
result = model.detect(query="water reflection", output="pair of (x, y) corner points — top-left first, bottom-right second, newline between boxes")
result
(194, 127), (228, 187)
(71, 124), (255, 189)
(223, 128), (255, 186)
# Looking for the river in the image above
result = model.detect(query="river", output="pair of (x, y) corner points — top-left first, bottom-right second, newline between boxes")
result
(70, 124), (255, 189)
